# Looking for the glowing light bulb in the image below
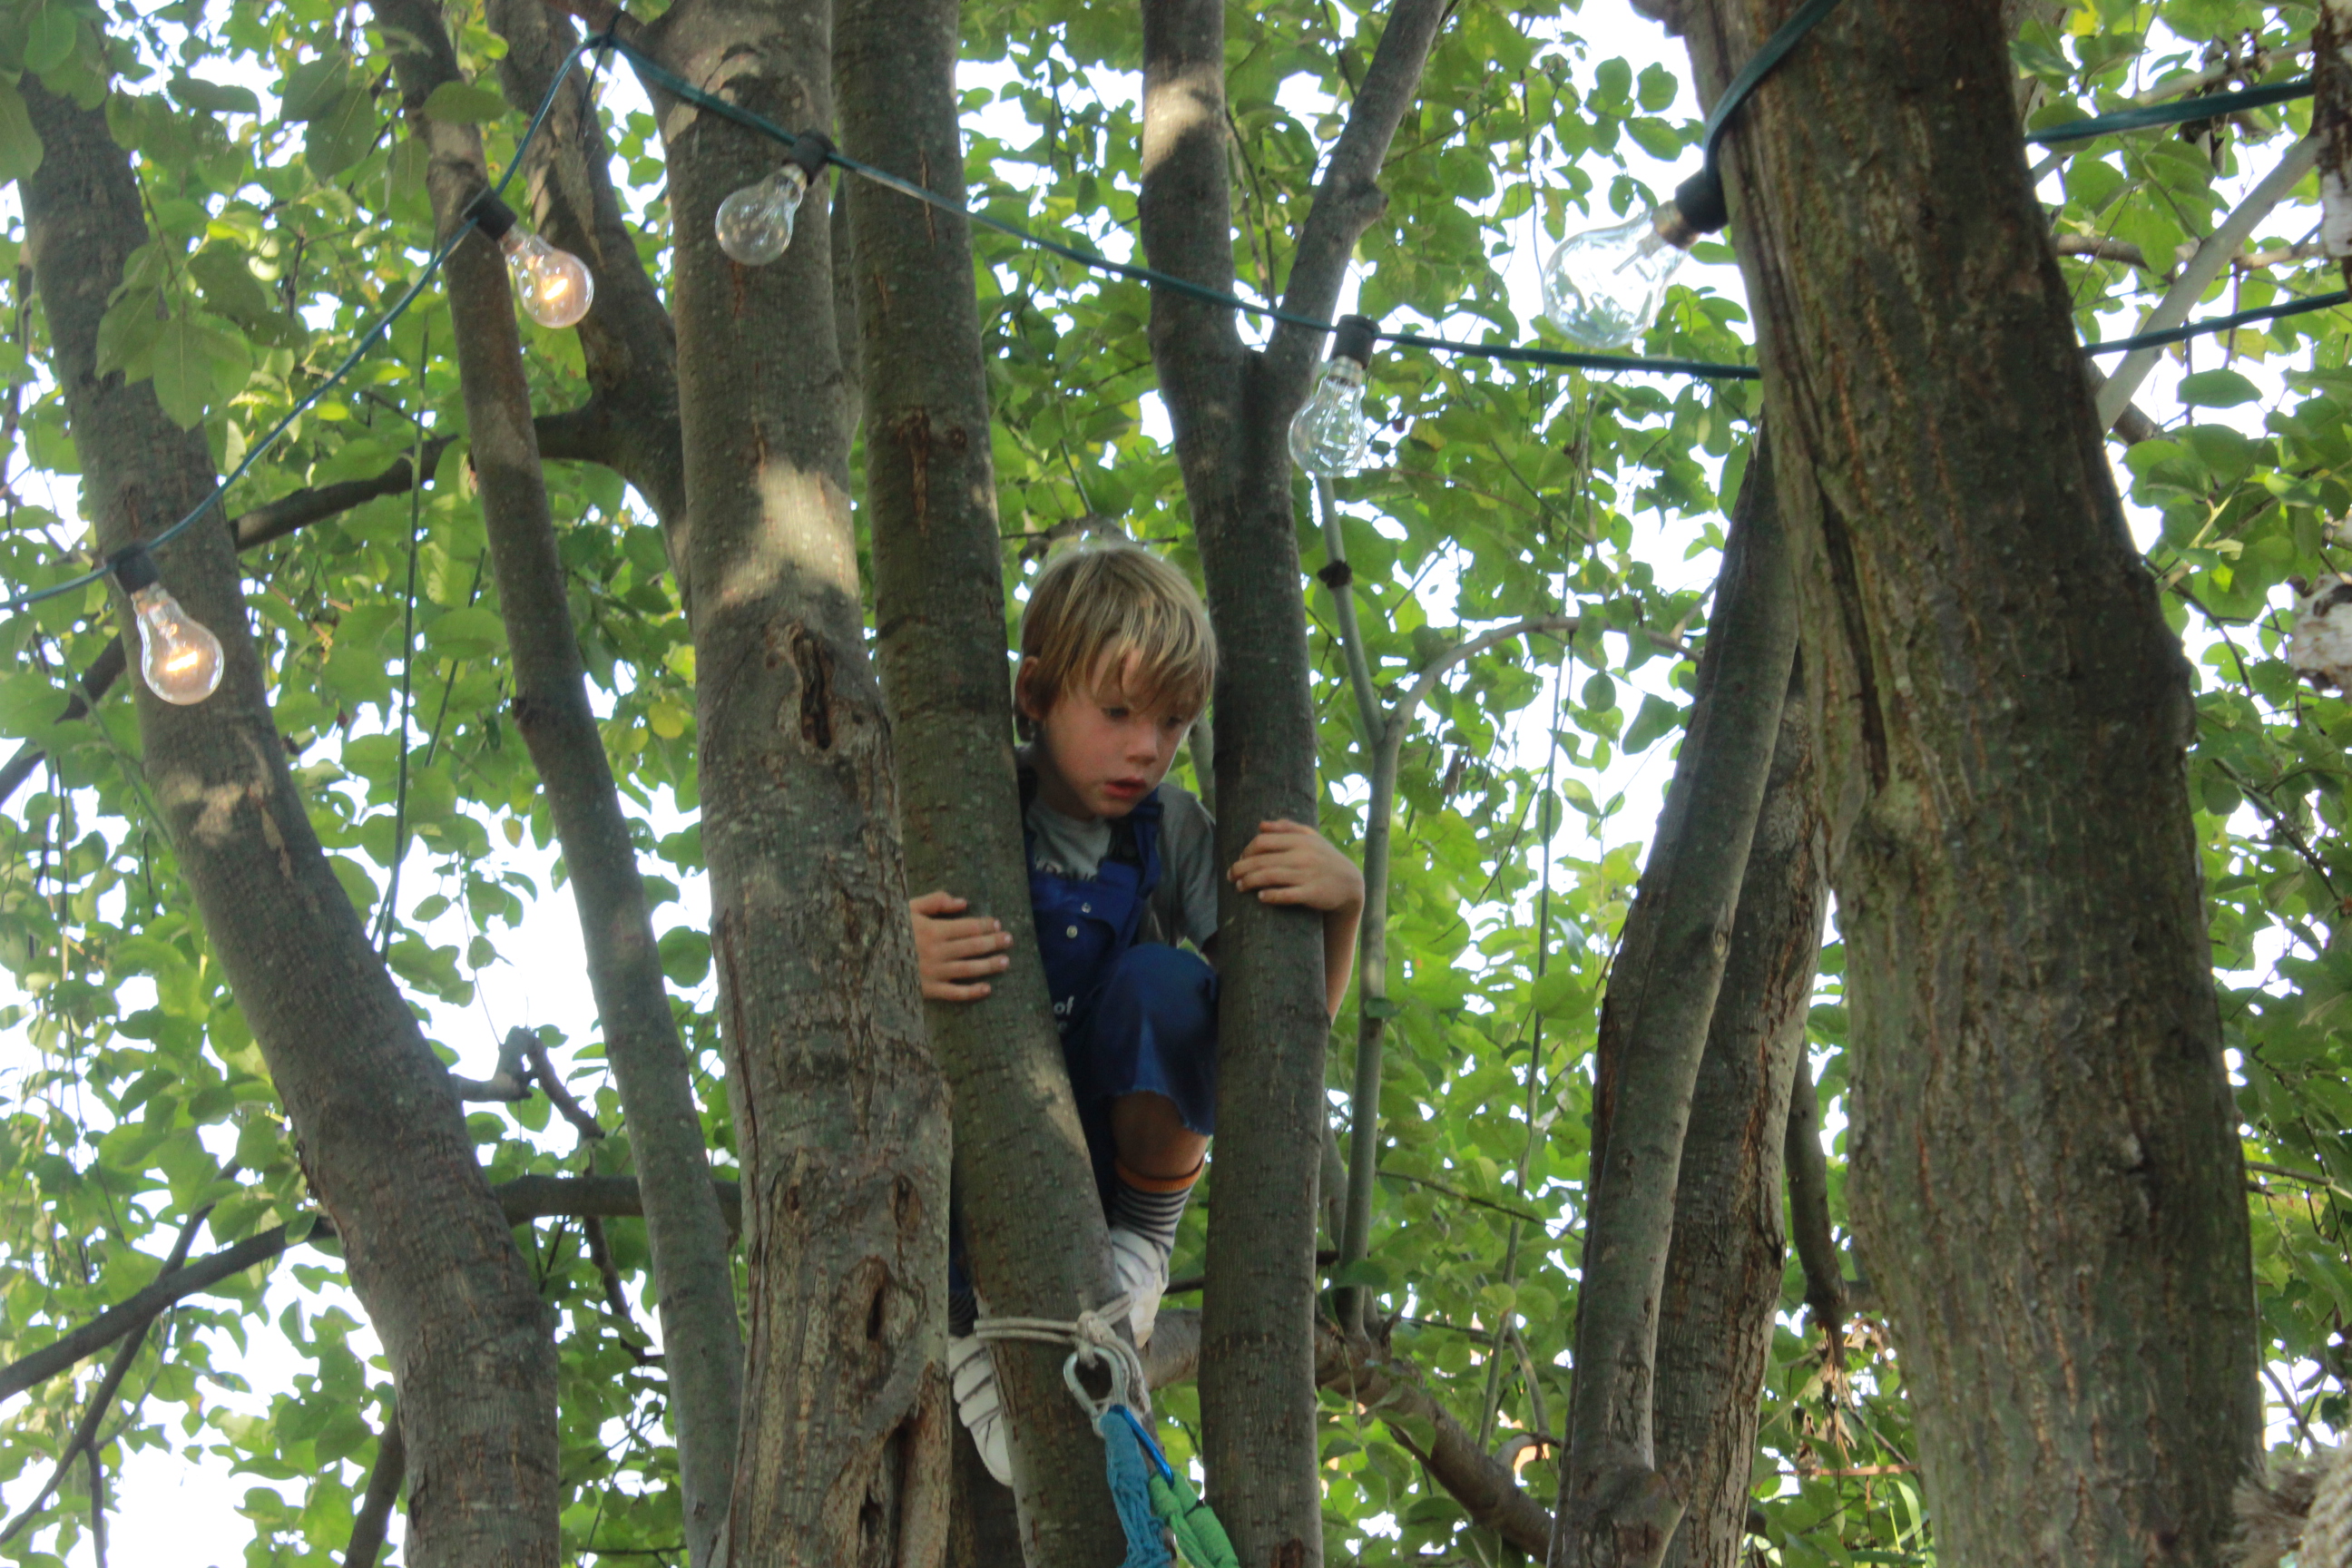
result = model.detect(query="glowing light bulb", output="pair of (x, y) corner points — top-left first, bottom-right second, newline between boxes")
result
(716, 166), (808, 265)
(497, 230), (593, 329)
(1539, 206), (1694, 350)
(112, 546), (222, 706)
(1289, 315), (1378, 477)
(713, 134), (835, 267)
(463, 191), (593, 329)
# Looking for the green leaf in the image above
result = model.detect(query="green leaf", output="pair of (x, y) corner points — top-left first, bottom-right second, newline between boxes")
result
(0, 76), (42, 181)
(1328, 1258), (1392, 1290)
(424, 606), (510, 660)
(279, 51), (351, 122)
(421, 80), (510, 123)
(2178, 368), (2262, 407)
(22, 3), (76, 74)
(1623, 692), (1682, 753)
(169, 74), (260, 116)
(305, 86), (380, 178)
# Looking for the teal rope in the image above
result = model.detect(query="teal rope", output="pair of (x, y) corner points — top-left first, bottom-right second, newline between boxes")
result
(1098, 1408), (1173, 1568)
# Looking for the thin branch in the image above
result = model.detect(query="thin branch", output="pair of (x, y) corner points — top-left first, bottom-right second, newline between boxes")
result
(2098, 137), (2319, 427)
(1378, 1168), (1550, 1227)
(0, 1177), (741, 1406)
(451, 1027), (535, 1101)
(0, 1208), (209, 1545)
(344, 1398), (403, 1568)
(522, 1035), (607, 1143)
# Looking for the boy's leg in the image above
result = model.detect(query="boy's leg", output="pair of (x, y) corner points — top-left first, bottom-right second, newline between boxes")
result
(1066, 944), (1218, 1343)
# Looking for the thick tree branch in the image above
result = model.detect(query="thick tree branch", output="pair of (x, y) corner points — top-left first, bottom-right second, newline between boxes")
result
(1555, 444), (1798, 1568)
(375, 8), (745, 1559)
(485, 0), (688, 544)
(1263, 0), (1454, 399)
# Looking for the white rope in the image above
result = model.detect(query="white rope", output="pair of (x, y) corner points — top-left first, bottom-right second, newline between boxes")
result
(972, 1289), (1150, 1418)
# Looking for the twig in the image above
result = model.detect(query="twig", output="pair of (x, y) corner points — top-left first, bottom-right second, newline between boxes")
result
(522, 1036), (606, 1143)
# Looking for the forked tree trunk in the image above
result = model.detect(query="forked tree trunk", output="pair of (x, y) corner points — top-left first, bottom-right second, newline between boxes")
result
(1677, 3), (2259, 1560)
(1553, 446), (1798, 1568)
(371, 8), (745, 1563)
(1135, 0), (1450, 1553)
(840, 0), (1132, 1553)
(648, 0), (951, 1560)
(20, 82), (560, 1568)
(1652, 656), (1826, 1568)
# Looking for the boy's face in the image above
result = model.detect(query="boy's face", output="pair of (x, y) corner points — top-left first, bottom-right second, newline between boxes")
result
(1023, 656), (1194, 820)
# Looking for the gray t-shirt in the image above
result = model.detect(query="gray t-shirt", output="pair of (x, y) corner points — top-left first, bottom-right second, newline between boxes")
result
(1024, 774), (1220, 952)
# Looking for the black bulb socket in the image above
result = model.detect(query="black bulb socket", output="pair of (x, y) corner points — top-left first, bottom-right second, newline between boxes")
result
(465, 190), (520, 242)
(1329, 314), (1377, 368)
(786, 131), (836, 181)
(1670, 166), (1728, 239)
(110, 544), (160, 593)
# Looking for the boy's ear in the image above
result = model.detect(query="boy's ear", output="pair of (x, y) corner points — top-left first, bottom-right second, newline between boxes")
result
(1013, 662), (1044, 721)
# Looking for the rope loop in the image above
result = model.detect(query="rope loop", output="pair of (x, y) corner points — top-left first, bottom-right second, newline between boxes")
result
(973, 1289), (1150, 1421)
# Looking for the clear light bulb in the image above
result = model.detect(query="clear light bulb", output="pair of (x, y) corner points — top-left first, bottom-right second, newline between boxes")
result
(1539, 208), (1691, 350)
(113, 547), (223, 705)
(1290, 315), (1379, 477)
(715, 166), (808, 265)
(497, 230), (593, 329)
(1289, 358), (1374, 476)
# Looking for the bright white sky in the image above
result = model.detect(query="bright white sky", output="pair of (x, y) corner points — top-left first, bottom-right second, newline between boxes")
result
(0, 4), (2325, 1562)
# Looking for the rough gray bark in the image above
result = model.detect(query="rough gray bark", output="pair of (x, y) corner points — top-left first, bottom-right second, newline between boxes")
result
(371, 9), (745, 1563)
(1680, 3), (2261, 1561)
(838, 0), (1129, 1555)
(650, 1), (951, 1561)
(482, 0), (689, 547)
(1552, 446), (1798, 1568)
(1135, 0), (1450, 1553)
(1652, 657), (1826, 1568)
(19, 79), (558, 1568)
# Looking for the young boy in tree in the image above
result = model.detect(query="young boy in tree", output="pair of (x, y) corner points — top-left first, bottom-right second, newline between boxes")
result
(910, 542), (1364, 1483)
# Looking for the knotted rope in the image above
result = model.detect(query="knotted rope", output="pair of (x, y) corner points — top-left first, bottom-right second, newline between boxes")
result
(971, 1290), (1167, 1568)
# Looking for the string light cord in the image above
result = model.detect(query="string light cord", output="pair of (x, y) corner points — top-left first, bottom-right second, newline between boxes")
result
(7, 23), (2345, 620)
(0, 28), (610, 617)
(2027, 76), (2313, 146)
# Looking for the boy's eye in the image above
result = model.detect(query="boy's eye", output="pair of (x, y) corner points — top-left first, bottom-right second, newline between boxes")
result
(1101, 706), (1130, 721)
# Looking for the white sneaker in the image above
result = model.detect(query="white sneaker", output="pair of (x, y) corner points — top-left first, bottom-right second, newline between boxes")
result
(947, 1333), (1011, 1485)
(1108, 1226), (1171, 1348)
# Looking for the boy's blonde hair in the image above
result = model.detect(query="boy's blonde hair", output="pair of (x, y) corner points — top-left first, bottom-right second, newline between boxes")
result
(1018, 544), (1216, 727)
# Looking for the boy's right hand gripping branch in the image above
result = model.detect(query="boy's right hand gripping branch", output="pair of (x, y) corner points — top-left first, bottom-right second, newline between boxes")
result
(909, 891), (1015, 1001)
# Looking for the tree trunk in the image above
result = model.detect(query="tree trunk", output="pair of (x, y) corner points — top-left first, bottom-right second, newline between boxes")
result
(1135, 0), (1450, 1553)
(371, 9), (745, 1563)
(20, 81), (559, 1568)
(1652, 656), (1826, 1568)
(650, 1), (951, 1561)
(1552, 445), (1799, 1568)
(1679, 3), (2260, 1560)
(839, 0), (1132, 1555)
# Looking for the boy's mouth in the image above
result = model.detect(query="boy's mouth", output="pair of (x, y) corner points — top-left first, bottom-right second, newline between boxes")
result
(1102, 777), (1147, 801)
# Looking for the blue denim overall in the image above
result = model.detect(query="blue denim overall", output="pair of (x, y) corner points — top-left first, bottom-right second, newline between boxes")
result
(1027, 786), (1220, 1199)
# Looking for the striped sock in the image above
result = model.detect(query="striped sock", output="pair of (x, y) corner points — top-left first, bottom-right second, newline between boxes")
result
(1108, 1157), (1202, 1257)
(950, 1281), (977, 1338)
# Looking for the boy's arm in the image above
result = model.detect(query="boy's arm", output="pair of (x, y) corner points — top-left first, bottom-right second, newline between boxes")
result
(1227, 819), (1367, 1019)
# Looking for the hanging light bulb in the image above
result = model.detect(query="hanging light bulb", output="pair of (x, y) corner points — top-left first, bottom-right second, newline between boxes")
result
(112, 544), (222, 706)
(714, 133), (835, 266)
(465, 191), (593, 329)
(1289, 315), (1378, 477)
(1539, 202), (1700, 350)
